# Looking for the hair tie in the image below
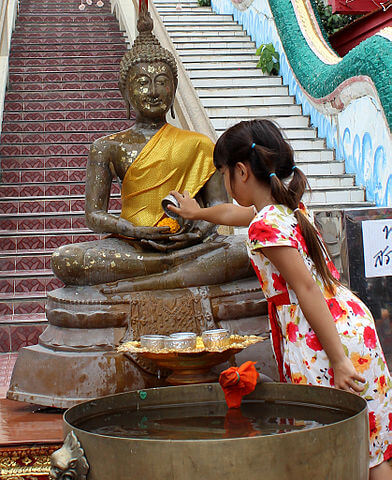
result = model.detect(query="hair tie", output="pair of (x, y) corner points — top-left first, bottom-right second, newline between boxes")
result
(293, 207), (300, 213)
(292, 166), (297, 171)
(269, 173), (276, 178)
(251, 143), (256, 149)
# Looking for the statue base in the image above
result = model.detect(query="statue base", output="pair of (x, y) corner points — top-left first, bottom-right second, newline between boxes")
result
(7, 278), (276, 408)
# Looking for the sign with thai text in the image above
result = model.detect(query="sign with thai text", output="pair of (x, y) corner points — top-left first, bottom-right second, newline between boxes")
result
(362, 219), (392, 278)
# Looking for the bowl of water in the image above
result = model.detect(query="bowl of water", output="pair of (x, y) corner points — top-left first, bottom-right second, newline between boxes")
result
(61, 382), (369, 480)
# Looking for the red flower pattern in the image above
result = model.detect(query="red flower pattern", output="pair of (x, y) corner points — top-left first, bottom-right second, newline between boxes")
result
(272, 273), (286, 292)
(326, 298), (347, 322)
(248, 220), (281, 244)
(286, 322), (298, 343)
(305, 331), (323, 351)
(384, 444), (392, 461)
(347, 300), (365, 317)
(327, 367), (335, 386)
(364, 326), (377, 349)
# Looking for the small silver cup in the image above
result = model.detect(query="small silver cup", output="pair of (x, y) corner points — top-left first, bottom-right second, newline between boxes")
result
(161, 194), (181, 221)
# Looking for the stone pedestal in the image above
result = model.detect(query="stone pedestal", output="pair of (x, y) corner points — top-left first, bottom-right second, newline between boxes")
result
(7, 278), (276, 408)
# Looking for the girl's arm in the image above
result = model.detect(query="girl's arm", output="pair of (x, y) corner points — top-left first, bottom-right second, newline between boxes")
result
(168, 191), (255, 227)
(260, 246), (365, 393)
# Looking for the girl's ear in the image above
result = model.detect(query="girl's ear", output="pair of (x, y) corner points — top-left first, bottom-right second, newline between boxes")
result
(236, 162), (250, 182)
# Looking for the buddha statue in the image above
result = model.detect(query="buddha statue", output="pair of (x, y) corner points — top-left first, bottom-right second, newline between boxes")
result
(6, 6), (275, 409)
(50, 5), (253, 291)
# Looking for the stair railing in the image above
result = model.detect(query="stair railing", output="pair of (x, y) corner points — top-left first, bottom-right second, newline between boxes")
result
(0, 0), (18, 137)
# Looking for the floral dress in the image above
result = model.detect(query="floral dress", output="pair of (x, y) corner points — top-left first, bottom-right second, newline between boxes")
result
(247, 203), (392, 468)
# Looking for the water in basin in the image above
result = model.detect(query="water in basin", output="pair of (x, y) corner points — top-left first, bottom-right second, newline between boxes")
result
(75, 400), (350, 440)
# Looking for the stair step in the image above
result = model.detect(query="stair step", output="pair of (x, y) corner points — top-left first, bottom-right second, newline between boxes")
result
(2, 108), (125, 122)
(0, 298), (47, 317)
(211, 115), (309, 129)
(200, 96), (294, 107)
(192, 77), (282, 87)
(180, 53), (257, 62)
(166, 24), (242, 31)
(9, 56), (123, 68)
(0, 232), (100, 254)
(205, 104), (303, 116)
(10, 64), (122, 73)
(160, 15), (234, 22)
(3, 89), (122, 102)
(184, 61), (258, 69)
(169, 30), (246, 37)
(173, 38), (252, 46)
(0, 155), (88, 170)
(307, 175), (355, 188)
(8, 79), (120, 92)
(214, 127), (316, 139)
(4, 98), (124, 112)
(198, 86), (289, 97)
(1, 254), (53, 273)
(0, 197), (120, 215)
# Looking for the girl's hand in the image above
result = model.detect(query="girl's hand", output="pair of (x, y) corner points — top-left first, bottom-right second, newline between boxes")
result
(168, 191), (201, 220)
(332, 356), (366, 393)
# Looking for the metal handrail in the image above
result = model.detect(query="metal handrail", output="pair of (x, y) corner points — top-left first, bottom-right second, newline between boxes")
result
(0, 0), (18, 137)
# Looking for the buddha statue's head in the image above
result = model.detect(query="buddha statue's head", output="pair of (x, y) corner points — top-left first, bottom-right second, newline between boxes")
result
(119, 4), (178, 121)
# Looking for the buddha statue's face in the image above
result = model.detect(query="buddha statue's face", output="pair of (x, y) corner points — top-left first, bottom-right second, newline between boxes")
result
(126, 61), (175, 121)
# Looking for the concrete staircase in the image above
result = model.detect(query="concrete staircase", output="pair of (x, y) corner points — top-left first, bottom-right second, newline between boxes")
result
(154, 0), (370, 209)
(0, 0), (130, 351)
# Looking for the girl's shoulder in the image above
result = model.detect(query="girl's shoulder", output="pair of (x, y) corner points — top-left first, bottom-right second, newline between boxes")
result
(248, 204), (298, 250)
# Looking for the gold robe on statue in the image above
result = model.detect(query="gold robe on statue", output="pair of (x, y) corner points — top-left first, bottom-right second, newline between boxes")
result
(120, 123), (216, 227)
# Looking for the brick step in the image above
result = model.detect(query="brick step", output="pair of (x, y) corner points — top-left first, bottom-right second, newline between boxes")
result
(16, 14), (117, 23)
(9, 64), (122, 73)
(8, 79), (119, 92)
(2, 120), (128, 133)
(10, 56), (123, 67)
(1, 142), (92, 156)
(12, 31), (124, 41)
(20, 5), (112, 12)
(0, 320), (46, 352)
(0, 182), (119, 198)
(0, 216), (89, 234)
(4, 97), (124, 112)
(3, 108), (124, 123)
(1, 268), (54, 278)
(0, 231), (101, 253)
(4, 89), (122, 101)
(0, 197), (121, 215)
(1, 254), (54, 272)
(0, 296), (46, 317)
(0, 276), (63, 298)
(2, 132), (117, 145)
(0, 313), (46, 325)
(15, 24), (122, 33)
(0, 155), (88, 170)
(1, 170), (87, 185)
(9, 48), (123, 59)
(10, 43), (126, 54)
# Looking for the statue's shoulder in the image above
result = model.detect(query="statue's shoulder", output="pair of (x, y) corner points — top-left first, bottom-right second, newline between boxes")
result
(169, 125), (214, 149)
(90, 128), (145, 152)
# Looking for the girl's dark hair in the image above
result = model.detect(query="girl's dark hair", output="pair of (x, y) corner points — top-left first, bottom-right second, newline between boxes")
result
(214, 119), (339, 294)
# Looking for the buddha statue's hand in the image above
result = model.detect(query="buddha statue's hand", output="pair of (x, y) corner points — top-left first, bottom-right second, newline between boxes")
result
(141, 219), (215, 252)
(117, 217), (170, 240)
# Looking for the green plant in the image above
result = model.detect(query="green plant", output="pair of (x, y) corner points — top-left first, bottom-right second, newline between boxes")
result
(256, 43), (280, 75)
(197, 0), (211, 6)
(312, 0), (361, 35)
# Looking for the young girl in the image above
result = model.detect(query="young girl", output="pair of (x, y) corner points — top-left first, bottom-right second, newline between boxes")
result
(168, 119), (392, 479)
